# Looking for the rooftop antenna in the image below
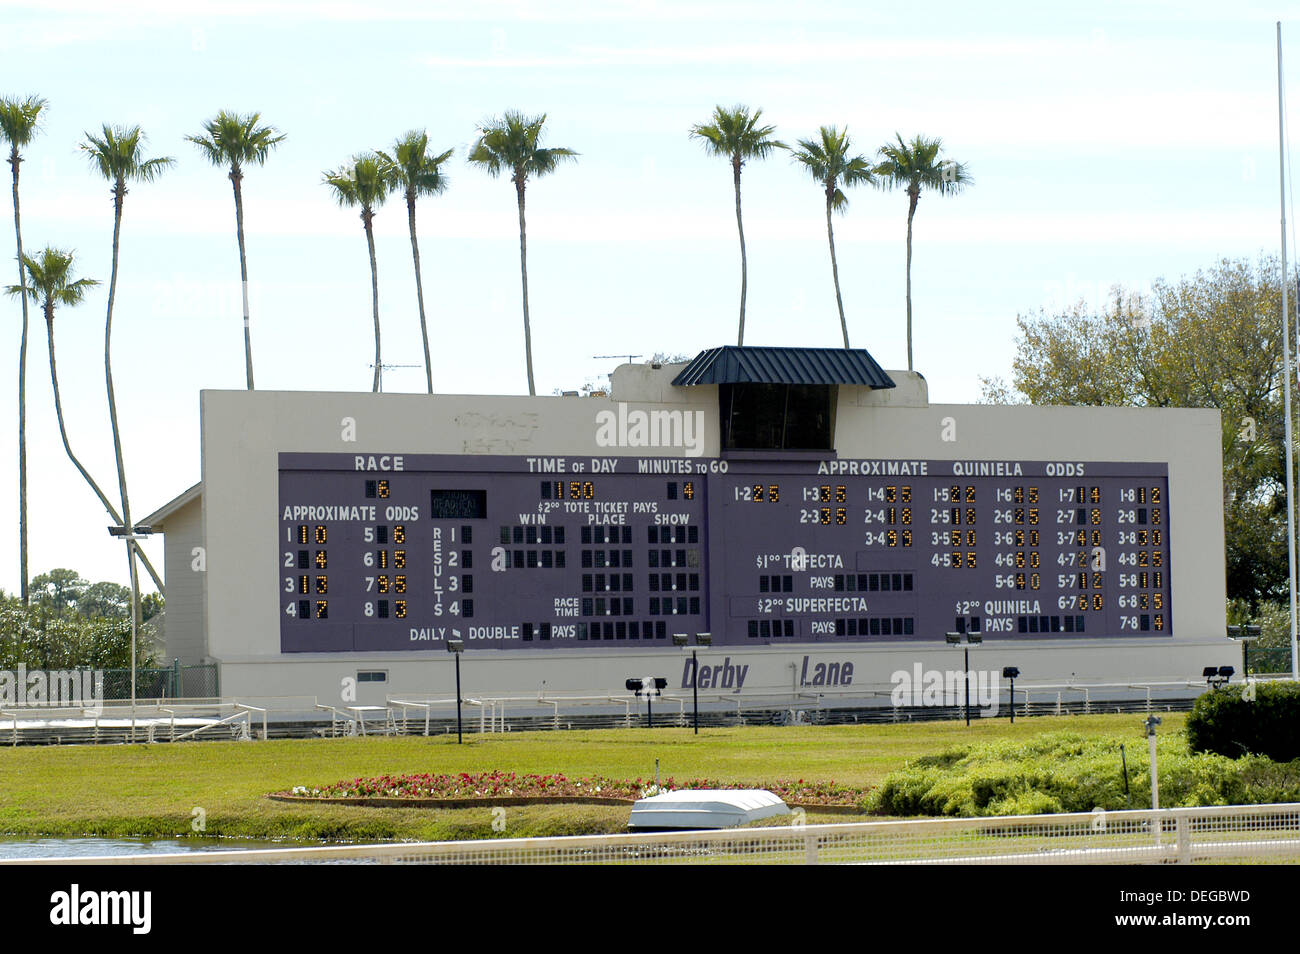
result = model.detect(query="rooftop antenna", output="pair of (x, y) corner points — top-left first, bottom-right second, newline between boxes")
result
(369, 363), (421, 393)
(593, 354), (643, 364)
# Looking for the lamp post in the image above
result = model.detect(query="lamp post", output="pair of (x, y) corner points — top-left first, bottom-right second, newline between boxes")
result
(1002, 666), (1020, 723)
(108, 523), (155, 741)
(446, 639), (464, 743)
(675, 632), (712, 734)
(946, 631), (982, 725)
(1226, 624), (1262, 675)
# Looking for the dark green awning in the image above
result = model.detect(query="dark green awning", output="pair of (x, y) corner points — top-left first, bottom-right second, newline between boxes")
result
(672, 346), (896, 388)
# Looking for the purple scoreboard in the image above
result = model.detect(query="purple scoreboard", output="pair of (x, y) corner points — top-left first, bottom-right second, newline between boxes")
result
(278, 453), (1171, 652)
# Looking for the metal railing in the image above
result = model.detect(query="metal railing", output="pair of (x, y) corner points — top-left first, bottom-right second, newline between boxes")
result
(12, 802), (1300, 865)
(0, 676), (1286, 744)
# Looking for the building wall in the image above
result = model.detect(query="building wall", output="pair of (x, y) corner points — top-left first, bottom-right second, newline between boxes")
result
(159, 495), (206, 664)
(195, 366), (1228, 703)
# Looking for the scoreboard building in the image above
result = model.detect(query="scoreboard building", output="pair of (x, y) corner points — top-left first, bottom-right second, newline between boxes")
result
(143, 346), (1229, 708)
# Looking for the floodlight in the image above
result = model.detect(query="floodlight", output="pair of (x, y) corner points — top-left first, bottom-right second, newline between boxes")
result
(446, 640), (464, 653)
(1002, 666), (1020, 679)
(672, 633), (688, 647)
(945, 632), (962, 645)
(695, 633), (712, 647)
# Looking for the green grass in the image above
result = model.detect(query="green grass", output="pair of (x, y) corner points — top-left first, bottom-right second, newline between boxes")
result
(0, 712), (1187, 843)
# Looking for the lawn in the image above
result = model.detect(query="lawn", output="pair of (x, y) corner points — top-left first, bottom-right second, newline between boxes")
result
(0, 712), (1186, 843)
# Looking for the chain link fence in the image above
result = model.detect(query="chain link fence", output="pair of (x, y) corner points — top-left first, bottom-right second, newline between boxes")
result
(1245, 646), (1293, 674)
(98, 663), (219, 701)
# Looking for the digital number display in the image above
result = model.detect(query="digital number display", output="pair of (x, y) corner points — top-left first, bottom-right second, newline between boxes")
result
(429, 489), (487, 519)
(278, 455), (1173, 651)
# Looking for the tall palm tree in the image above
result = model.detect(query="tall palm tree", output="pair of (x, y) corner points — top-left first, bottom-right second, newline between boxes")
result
(378, 131), (452, 394)
(7, 248), (166, 594)
(467, 112), (577, 396)
(323, 153), (395, 392)
(185, 110), (285, 389)
(7, 249), (111, 531)
(79, 124), (174, 624)
(874, 133), (971, 371)
(0, 94), (46, 605)
(689, 105), (784, 346)
(788, 126), (875, 349)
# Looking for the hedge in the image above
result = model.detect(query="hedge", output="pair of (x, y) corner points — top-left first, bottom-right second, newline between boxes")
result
(1185, 681), (1300, 762)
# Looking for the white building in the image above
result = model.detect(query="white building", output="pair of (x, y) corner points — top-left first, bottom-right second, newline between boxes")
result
(143, 347), (1229, 708)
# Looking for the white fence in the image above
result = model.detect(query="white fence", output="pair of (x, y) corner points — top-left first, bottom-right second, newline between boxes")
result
(11, 803), (1300, 865)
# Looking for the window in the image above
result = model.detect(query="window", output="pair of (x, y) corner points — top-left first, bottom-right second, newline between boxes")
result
(721, 383), (834, 450)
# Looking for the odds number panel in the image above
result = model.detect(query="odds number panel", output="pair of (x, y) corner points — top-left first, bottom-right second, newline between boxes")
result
(710, 459), (1171, 645)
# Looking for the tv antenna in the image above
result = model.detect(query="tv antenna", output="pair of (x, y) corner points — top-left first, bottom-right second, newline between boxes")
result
(593, 354), (643, 364)
(369, 363), (421, 392)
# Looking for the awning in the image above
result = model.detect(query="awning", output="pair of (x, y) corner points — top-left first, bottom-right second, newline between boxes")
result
(671, 346), (896, 388)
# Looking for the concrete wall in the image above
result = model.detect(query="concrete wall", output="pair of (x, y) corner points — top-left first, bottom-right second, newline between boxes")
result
(159, 495), (206, 664)
(193, 364), (1229, 703)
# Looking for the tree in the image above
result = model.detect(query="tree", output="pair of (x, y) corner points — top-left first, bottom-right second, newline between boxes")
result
(787, 126), (875, 348)
(80, 125), (173, 631)
(6, 248), (165, 593)
(323, 153), (395, 392)
(378, 131), (452, 394)
(468, 112), (577, 396)
(981, 257), (1291, 607)
(31, 568), (89, 614)
(689, 105), (784, 347)
(875, 134), (971, 372)
(0, 94), (46, 606)
(185, 110), (285, 389)
(78, 581), (131, 618)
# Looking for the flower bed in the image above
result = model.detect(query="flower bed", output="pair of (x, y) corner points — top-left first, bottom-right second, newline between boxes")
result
(270, 771), (869, 810)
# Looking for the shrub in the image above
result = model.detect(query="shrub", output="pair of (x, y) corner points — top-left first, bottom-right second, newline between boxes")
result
(1186, 681), (1300, 762)
(867, 731), (1300, 817)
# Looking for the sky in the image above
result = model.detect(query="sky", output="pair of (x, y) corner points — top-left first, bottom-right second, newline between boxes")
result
(0, 0), (1297, 595)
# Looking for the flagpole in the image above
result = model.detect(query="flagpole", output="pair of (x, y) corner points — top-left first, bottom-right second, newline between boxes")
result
(1278, 21), (1299, 680)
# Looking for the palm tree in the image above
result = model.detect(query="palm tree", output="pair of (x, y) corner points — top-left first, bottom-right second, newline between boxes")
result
(378, 131), (452, 394)
(323, 153), (395, 392)
(8, 249), (100, 495)
(185, 110), (285, 389)
(467, 112), (577, 396)
(0, 94), (46, 605)
(689, 105), (784, 346)
(874, 133), (971, 371)
(80, 124), (174, 624)
(788, 126), (875, 349)
(7, 248), (166, 594)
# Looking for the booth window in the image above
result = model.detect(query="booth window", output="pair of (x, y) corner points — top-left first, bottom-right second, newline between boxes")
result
(721, 383), (834, 451)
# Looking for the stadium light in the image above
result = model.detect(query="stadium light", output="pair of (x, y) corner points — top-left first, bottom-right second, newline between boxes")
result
(447, 639), (464, 743)
(626, 676), (667, 728)
(1002, 666), (1021, 723)
(946, 632), (980, 725)
(670, 634), (712, 738)
(1226, 625), (1262, 673)
(1203, 665), (1233, 690)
